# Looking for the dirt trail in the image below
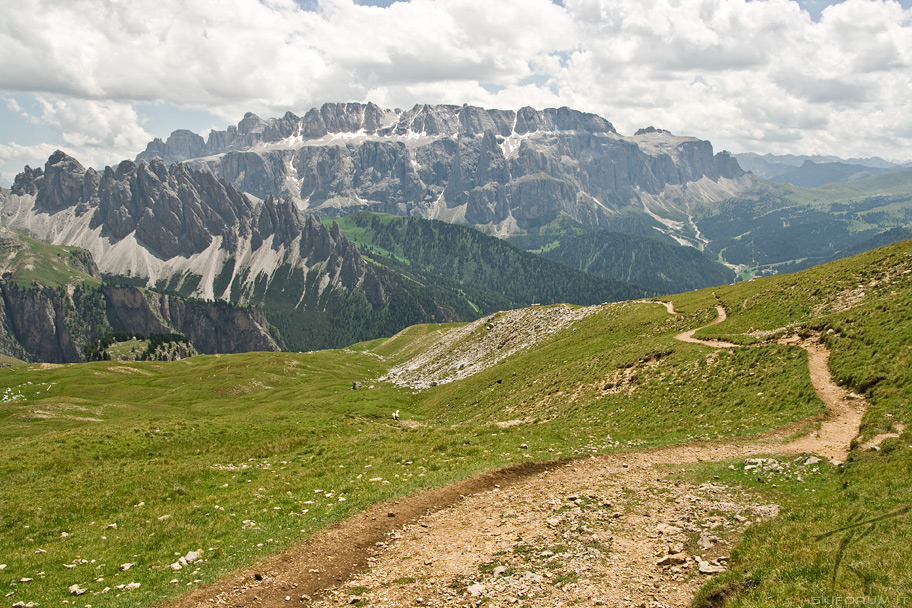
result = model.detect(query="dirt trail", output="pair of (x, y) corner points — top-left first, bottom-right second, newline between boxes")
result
(163, 305), (867, 608)
(673, 304), (741, 348)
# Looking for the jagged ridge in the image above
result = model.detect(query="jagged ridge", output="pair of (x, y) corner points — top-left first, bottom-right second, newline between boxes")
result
(136, 103), (745, 236)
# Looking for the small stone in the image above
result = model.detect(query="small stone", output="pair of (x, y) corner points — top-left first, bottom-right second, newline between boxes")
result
(657, 553), (687, 566)
(285, 596), (291, 602)
(12, 602), (25, 608)
(803, 456), (822, 466)
(157, 515), (171, 521)
(698, 560), (726, 574)
(170, 562), (182, 571)
(467, 584), (485, 597)
(124, 582), (140, 590)
(68, 585), (86, 596)
(655, 523), (681, 535)
(387, 512), (396, 518)
(522, 571), (543, 583)
(19, 578), (32, 583)
(183, 550), (202, 564)
(348, 598), (361, 605)
(106, 524), (117, 530)
(0, 564), (5, 570)
(698, 534), (718, 550)
(119, 563), (132, 571)
(493, 566), (508, 576)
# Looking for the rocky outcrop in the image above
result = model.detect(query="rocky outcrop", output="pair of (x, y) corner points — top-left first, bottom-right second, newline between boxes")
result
(2, 150), (386, 353)
(0, 283), (84, 363)
(139, 130), (207, 165)
(149, 294), (282, 354)
(103, 284), (283, 355)
(88, 158), (254, 258)
(101, 285), (172, 337)
(0, 280), (283, 363)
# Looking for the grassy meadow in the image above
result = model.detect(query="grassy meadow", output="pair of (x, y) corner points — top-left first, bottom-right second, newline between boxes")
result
(1, 240), (911, 607)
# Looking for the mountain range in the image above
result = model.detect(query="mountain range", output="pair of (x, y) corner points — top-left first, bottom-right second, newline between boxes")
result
(733, 152), (911, 187)
(135, 103), (746, 237)
(1, 103), (911, 362)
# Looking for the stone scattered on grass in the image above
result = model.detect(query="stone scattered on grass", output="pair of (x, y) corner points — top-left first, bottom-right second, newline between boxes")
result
(68, 584), (86, 596)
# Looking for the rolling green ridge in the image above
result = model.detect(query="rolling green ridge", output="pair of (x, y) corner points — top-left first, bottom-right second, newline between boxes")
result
(328, 212), (650, 307)
(530, 230), (735, 294)
(0, 232), (100, 290)
(0, 239), (910, 607)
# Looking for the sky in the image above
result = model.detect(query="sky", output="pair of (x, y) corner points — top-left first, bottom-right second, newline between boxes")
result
(1, 0), (911, 184)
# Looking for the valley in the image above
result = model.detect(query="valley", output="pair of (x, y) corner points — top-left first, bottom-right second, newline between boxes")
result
(3, 0), (911, 605)
(0, 239), (909, 607)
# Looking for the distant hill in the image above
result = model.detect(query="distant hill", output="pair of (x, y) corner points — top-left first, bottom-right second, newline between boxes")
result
(524, 230), (735, 294)
(772, 160), (899, 188)
(734, 152), (909, 182)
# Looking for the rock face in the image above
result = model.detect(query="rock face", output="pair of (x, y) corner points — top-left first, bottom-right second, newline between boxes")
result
(0, 279), (282, 363)
(4, 151), (369, 305)
(0, 283), (83, 363)
(136, 103), (745, 234)
(101, 285), (281, 355)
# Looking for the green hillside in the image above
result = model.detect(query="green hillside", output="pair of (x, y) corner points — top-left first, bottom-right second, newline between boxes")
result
(0, 239), (910, 607)
(528, 229), (735, 294)
(329, 212), (650, 306)
(0, 231), (100, 289)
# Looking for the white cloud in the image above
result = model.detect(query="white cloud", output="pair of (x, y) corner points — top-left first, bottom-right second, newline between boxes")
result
(0, 0), (910, 175)
(0, 142), (62, 177)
